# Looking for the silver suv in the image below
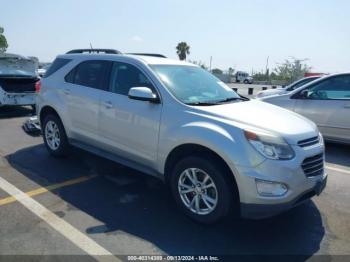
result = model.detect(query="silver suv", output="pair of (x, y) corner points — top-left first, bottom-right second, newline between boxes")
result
(37, 49), (327, 223)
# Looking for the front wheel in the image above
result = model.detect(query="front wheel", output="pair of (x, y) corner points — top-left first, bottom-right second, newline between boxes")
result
(170, 156), (235, 224)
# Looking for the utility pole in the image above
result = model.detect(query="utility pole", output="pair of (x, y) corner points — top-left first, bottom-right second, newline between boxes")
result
(209, 56), (212, 72)
(265, 56), (270, 83)
(265, 56), (269, 73)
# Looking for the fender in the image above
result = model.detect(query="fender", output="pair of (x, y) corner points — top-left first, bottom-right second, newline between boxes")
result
(157, 121), (265, 178)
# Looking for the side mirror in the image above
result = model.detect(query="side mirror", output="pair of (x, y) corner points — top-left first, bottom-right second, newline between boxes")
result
(292, 89), (309, 99)
(299, 89), (309, 98)
(128, 87), (159, 103)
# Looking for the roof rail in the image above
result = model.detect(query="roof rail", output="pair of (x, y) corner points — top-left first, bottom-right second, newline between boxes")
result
(66, 49), (121, 54)
(127, 53), (167, 58)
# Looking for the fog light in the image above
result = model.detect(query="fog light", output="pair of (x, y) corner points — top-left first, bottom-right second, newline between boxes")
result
(256, 179), (288, 196)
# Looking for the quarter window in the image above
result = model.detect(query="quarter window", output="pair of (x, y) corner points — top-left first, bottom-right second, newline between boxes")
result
(109, 62), (154, 95)
(43, 58), (71, 78)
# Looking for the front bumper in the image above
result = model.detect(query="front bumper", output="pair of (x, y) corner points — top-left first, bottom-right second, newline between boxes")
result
(233, 142), (326, 219)
(241, 175), (327, 219)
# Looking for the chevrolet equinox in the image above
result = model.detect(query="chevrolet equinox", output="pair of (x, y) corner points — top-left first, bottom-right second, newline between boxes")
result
(37, 49), (327, 223)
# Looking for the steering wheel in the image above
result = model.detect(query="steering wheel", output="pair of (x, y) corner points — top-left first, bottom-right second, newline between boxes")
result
(310, 90), (328, 99)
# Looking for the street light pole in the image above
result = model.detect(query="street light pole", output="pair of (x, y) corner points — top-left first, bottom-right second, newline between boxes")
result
(209, 56), (212, 72)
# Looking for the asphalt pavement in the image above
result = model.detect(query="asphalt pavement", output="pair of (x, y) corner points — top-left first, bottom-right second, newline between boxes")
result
(0, 106), (350, 261)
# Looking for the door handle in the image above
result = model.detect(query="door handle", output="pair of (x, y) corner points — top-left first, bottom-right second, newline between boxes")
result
(102, 101), (113, 109)
(63, 88), (70, 95)
(344, 104), (350, 108)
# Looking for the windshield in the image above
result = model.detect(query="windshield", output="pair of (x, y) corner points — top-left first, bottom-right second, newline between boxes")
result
(285, 77), (319, 91)
(0, 57), (37, 77)
(151, 65), (240, 104)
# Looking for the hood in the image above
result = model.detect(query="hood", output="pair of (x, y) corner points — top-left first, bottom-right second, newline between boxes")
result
(0, 53), (38, 77)
(191, 100), (318, 144)
(256, 88), (286, 98)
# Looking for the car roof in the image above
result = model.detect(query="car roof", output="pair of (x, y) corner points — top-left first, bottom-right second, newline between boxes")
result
(58, 53), (196, 66)
(288, 72), (350, 95)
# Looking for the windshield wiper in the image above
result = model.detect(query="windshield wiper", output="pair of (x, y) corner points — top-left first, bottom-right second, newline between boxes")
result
(186, 101), (220, 106)
(186, 96), (250, 106)
(215, 96), (248, 103)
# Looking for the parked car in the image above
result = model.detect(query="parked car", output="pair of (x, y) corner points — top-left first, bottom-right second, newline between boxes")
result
(37, 49), (327, 223)
(259, 73), (350, 144)
(38, 63), (52, 77)
(256, 76), (321, 98)
(0, 53), (40, 109)
(235, 71), (253, 84)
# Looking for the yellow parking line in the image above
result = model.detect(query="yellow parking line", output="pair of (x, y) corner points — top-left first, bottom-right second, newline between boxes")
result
(0, 175), (97, 206)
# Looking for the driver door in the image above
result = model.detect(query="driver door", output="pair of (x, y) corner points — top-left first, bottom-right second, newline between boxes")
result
(98, 61), (162, 168)
(292, 74), (350, 141)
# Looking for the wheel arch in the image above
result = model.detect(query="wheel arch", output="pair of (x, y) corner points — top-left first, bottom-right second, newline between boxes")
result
(39, 105), (69, 138)
(39, 105), (61, 125)
(164, 143), (240, 201)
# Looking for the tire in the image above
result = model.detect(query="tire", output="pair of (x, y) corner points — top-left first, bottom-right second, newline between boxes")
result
(42, 114), (69, 157)
(244, 80), (249, 84)
(169, 156), (236, 224)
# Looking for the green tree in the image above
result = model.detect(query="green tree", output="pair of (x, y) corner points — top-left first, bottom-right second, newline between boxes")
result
(0, 26), (8, 53)
(228, 67), (235, 75)
(176, 42), (190, 60)
(274, 58), (311, 84)
(212, 68), (223, 75)
(188, 60), (208, 70)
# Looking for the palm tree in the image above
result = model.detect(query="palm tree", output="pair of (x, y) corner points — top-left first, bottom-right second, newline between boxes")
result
(176, 42), (190, 60)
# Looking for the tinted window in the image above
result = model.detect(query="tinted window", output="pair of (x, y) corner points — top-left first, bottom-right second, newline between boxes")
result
(288, 78), (316, 91)
(66, 60), (111, 90)
(65, 67), (76, 83)
(43, 58), (71, 78)
(109, 62), (153, 95)
(304, 75), (350, 100)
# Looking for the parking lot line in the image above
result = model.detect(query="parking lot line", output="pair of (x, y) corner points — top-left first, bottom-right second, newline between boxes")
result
(0, 175), (120, 261)
(0, 175), (97, 206)
(326, 165), (350, 175)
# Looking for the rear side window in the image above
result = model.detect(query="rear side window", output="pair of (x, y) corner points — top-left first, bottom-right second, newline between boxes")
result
(65, 60), (111, 90)
(43, 58), (71, 78)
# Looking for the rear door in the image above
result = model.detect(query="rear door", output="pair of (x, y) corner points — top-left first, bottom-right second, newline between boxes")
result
(64, 60), (111, 145)
(292, 75), (350, 141)
(98, 61), (162, 168)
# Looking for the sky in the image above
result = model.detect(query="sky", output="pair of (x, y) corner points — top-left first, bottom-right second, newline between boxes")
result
(1, 0), (350, 73)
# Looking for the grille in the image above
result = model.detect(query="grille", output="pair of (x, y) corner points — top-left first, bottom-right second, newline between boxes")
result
(298, 136), (319, 148)
(301, 153), (324, 177)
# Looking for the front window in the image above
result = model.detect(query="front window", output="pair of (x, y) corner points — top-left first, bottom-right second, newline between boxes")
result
(301, 75), (350, 100)
(151, 65), (240, 105)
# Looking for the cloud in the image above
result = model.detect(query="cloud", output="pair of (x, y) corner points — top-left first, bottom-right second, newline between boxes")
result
(130, 35), (144, 42)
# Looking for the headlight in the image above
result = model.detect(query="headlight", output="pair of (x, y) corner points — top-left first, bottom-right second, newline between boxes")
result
(244, 130), (295, 160)
(319, 132), (324, 147)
